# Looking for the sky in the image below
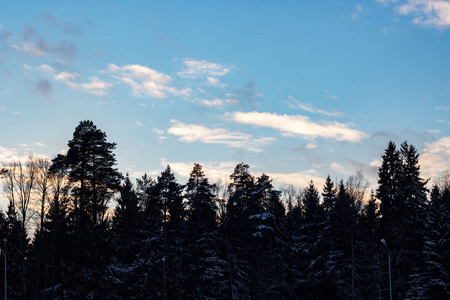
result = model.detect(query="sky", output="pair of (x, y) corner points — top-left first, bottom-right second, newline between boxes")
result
(0, 0), (449, 196)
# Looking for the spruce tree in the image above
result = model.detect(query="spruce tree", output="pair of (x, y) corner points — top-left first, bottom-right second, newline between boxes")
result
(223, 163), (255, 299)
(184, 163), (226, 299)
(296, 181), (327, 299)
(107, 174), (144, 299)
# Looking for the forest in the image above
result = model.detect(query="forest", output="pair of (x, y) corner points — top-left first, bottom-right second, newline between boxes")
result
(0, 120), (449, 300)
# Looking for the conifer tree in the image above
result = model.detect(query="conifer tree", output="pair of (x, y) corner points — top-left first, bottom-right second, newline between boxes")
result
(408, 185), (450, 298)
(107, 174), (143, 299)
(184, 163), (227, 299)
(326, 181), (362, 299)
(156, 165), (186, 299)
(49, 120), (122, 298)
(296, 181), (327, 299)
(223, 163), (255, 299)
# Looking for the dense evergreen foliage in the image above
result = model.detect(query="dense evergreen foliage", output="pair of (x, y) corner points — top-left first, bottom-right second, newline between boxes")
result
(0, 121), (449, 299)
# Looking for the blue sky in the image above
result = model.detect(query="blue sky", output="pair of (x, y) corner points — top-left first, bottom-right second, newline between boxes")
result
(0, 0), (449, 192)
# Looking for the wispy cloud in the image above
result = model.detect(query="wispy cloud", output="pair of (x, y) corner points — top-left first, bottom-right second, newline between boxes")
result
(107, 63), (190, 98)
(36, 64), (55, 74)
(229, 111), (368, 142)
(200, 98), (224, 107)
(167, 120), (274, 152)
(324, 90), (338, 100)
(351, 4), (366, 19)
(284, 95), (343, 117)
(420, 136), (450, 180)
(177, 59), (230, 79)
(427, 129), (442, 133)
(12, 42), (47, 57)
(379, 0), (450, 29)
(134, 122), (143, 127)
(55, 71), (111, 96)
(153, 127), (168, 142)
(54, 71), (79, 81)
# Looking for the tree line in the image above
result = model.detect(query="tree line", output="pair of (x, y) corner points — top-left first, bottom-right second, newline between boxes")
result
(0, 120), (449, 299)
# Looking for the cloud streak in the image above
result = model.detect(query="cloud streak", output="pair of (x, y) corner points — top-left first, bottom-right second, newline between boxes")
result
(284, 95), (343, 117)
(167, 120), (274, 152)
(229, 111), (368, 142)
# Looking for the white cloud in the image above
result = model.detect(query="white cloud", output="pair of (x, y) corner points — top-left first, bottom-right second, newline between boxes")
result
(152, 128), (165, 135)
(0, 147), (20, 163)
(381, 0), (450, 28)
(177, 59), (230, 79)
(229, 111), (368, 142)
(427, 129), (442, 133)
(63, 76), (111, 96)
(200, 98), (224, 107)
(22, 64), (33, 71)
(206, 76), (227, 88)
(54, 71), (110, 96)
(54, 71), (80, 81)
(420, 136), (450, 180)
(331, 162), (346, 170)
(36, 64), (55, 74)
(284, 95), (343, 117)
(134, 122), (143, 127)
(34, 142), (46, 147)
(12, 42), (47, 56)
(307, 143), (317, 149)
(107, 63), (190, 98)
(167, 120), (274, 152)
(369, 160), (382, 167)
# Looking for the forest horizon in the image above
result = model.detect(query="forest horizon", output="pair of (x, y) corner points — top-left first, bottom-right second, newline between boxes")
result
(0, 120), (448, 299)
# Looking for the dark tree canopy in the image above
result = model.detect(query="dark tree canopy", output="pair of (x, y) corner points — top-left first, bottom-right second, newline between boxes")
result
(2, 125), (449, 300)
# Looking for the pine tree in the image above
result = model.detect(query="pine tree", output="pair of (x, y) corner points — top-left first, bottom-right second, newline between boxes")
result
(49, 120), (122, 298)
